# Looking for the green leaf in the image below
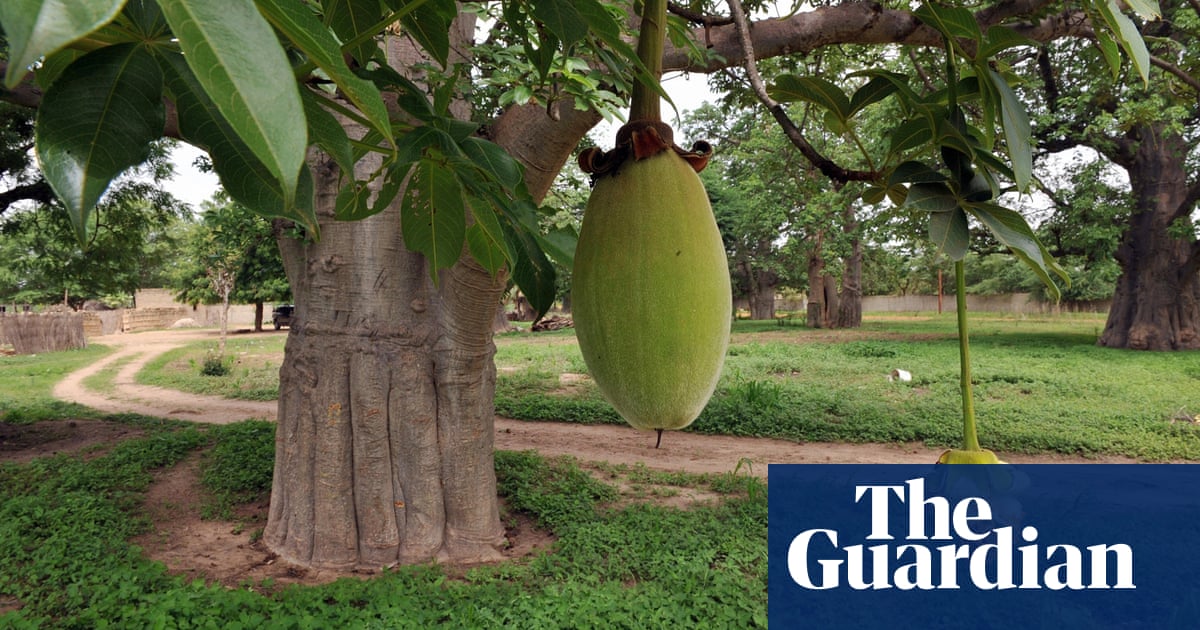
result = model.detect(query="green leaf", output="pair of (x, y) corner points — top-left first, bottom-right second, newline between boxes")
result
(531, 0), (589, 46)
(461, 137), (524, 192)
(904, 182), (959, 213)
(334, 181), (372, 221)
(861, 185), (887, 205)
(887, 119), (935, 158)
(301, 90), (355, 175)
(35, 44), (164, 242)
(979, 26), (1036, 59)
(536, 226), (577, 268)
(159, 0), (306, 209)
(256, 0), (393, 145)
(888, 161), (947, 186)
(914, 3), (981, 47)
(0, 0), (126, 88)
(33, 48), (84, 89)
(394, 126), (462, 168)
(159, 51), (318, 234)
(1093, 0), (1152, 84)
(848, 70), (918, 114)
(848, 75), (899, 117)
(1123, 0), (1161, 20)
(466, 200), (513, 276)
(324, 0), (381, 66)
(394, 0), (456, 67)
(504, 224), (557, 319)
(984, 68), (1032, 191)
(401, 159), (466, 279)
(769, 75), (851, 124)
(967, 202), (1069, 299)
(929, 207), (970, 261)
(1094, 28), (1123, 81)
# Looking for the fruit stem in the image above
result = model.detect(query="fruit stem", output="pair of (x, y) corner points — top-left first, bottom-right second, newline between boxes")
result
(630, 0), (667, 123)
(955, 260), (981, 452)
(655, 428), (664, 449)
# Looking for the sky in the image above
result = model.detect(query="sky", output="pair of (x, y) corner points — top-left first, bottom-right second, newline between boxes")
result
(163, 71), (718, 210)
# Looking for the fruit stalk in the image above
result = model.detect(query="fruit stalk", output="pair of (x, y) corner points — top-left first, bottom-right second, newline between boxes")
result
(955, 260), (981, 452)
(630, 0), (667, 123)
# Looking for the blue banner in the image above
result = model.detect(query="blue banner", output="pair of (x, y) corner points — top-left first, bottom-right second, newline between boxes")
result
(768, 465), (1200, 629)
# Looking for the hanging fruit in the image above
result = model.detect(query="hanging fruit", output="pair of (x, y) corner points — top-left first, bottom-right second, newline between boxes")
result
(572, 0), (730, 447)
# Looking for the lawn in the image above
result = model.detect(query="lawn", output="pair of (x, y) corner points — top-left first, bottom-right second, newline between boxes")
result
(138, 313), (1200, 460)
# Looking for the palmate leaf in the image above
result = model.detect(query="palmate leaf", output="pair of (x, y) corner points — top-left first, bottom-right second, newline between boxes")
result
(465, 199), (513, 276)
(985, 68), (1032, 191)
(0, 0), (126, 88)
(401, 158), (467, 280)
(914, 3), (981, 48)
(1093, 0), (1152, 84)
(929, 207), (970, 261)
(159, 0), (306, 210)
(159, 51), (318, 234)
(256, 0), (393, 145)
(530, 0), (589, 46)
(389, 0), (456, 67)
(968, 202), (1069, 300)
(323, 0), (381, 66)
(301, 90), (355, 175)
(770, 75), (851, 124)
(35, 44), (164, 242)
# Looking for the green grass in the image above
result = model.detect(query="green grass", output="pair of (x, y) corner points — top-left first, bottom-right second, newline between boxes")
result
(494, 313), (1200, 460)
(137, 335), (285, 401)
(0, 421), (767, 628)
(0, 344), (111, 423)
(116, 312), (1200, 460)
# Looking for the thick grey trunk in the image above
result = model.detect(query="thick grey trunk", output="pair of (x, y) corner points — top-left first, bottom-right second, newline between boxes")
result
(264, 22), (602, 566)
(266, 158), (508, 567)
(1099, 126), (1200, 350)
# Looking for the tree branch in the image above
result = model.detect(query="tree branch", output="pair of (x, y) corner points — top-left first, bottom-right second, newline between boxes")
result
(0, 181), (55, 216)
(663, 0), (1087, 73)
(727, 0), (877, 185)
(1151, 54), (1200, 93)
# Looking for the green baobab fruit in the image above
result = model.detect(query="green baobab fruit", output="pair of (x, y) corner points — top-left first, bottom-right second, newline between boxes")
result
(937, 448), (1006, 464)
(573, 124), (731, 439)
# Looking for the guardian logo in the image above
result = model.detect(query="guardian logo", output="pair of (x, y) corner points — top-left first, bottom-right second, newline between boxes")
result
(768, 465), (1200, 629)
(787, 477), (1134, 591)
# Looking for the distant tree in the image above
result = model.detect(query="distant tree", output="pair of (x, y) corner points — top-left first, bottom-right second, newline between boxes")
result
(173, 194), (290, 331)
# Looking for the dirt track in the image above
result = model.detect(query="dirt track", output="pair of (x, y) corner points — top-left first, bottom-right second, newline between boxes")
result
(52, 328), (1139, 475)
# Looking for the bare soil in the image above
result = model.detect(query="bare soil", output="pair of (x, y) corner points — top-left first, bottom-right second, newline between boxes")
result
(3, 328), (1139, 590)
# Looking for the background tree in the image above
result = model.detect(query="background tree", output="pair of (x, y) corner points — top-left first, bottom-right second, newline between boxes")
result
(0, 0), (1155, 570)
(0, 139), (185, 307)
(173, 194), (290, 331)
(1031, 2), (1199, 348)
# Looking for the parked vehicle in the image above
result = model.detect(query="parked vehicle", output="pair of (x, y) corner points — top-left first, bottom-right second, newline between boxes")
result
(272, 305), (295, 330)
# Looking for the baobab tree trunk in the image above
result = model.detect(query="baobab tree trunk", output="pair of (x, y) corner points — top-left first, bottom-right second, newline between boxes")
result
(264, 26), (602, 568)
(836, 233), (862, 329)
(1099, 126), (1200, 350)
(741, 261), (778, 320)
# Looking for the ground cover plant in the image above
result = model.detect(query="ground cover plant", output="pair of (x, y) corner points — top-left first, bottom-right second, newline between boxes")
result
(129, 313), (1200, 460)
(0, 414), (766, 628)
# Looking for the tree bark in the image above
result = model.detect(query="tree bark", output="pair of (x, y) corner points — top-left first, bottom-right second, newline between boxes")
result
(1098, 125), (1200, 350)
(836, 233), (863, 328)
(806, 232), (827, 328)
(741, 260), (778, 320)
(264, 22), (602, 567)
(254, 301), (264, 332)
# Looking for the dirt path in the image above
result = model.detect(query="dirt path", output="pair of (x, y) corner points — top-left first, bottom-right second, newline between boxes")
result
(53, 328), (1139, 475)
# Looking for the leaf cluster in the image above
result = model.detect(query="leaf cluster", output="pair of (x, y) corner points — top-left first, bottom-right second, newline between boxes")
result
(1, 0), (638, 318)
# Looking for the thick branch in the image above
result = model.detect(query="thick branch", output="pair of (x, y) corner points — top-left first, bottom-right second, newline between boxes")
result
(0, 181), (55, 216)
(663, 0), (1085, 72)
